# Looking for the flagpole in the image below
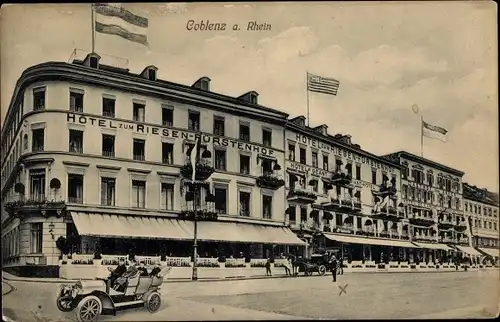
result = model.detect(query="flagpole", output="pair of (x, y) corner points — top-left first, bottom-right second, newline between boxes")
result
(420, 116), (424, 157)
(91, 4), (96, 53)
(306, 71), (310, 127)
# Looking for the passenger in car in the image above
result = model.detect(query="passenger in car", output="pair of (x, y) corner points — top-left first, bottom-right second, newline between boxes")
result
(138, 261), (149, 277)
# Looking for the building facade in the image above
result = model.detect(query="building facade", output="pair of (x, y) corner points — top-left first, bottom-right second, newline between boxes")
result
(382, 151), (472, 263)
(463, 183), (499, 263)
(1, 53), (305, 270)
(283, 117), (424, 264)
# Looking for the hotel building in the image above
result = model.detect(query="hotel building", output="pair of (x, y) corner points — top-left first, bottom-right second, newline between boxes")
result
(382, 151), (471, 263)
(0, 53), (305, 272)
(283, 117), (424, 264)
(463, 183), (499, 264)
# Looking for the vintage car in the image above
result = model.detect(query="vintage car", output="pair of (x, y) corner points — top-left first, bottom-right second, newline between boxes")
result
(56, 266), (171, 322)
(296, 253), (342, 276)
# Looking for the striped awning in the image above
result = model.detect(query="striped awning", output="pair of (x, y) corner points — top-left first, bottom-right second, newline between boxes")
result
(323, 233), (419, 248)
(455, 245), (482, 256)
(479, 247), (499, 258)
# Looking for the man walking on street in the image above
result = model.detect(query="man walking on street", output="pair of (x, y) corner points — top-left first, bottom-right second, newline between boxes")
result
(330, 254), (338, 282)
(338, 256), (344, 275)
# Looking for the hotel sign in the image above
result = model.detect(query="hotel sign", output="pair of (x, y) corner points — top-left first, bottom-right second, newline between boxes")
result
(287, 161), (329, 178)
(293, 133), (396, 173)
(67, 113), (275, 156)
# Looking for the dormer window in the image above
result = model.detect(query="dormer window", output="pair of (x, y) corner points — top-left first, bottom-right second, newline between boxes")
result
(148, 69), (156, 81)
(200, 79), (209, 91)
(238, 91), (258, 104)
(249, 93), (257, 104)
(89, 57), (98, 68)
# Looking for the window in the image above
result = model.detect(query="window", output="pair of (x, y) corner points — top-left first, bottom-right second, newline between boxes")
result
(262, 159), (273, 175)
(214, 186), (227, 214)
(213, 116), (225, 136)
(262, 129), (272, 147)
(288, 144), (295, 161)
(311, 180), (318, 193)
(355, 165), (361, 180)
(488, 222), (493, 229)
(263, 195), (272, 219)
(188, 111), (200, 131)
(299, 147), (306, 165)
(427, 173), (434, 187)
(465, 203), (468, 212)
(371, 169), (377, 184)
(133, 103), (145, 122)
(239, 191), (251, 216)
(100, 177), (115, 206)
(239, 123), (250, 141)
(402, 167), (408, 180)
(148, 69), (156, 81)
(32, 129), (44, 152)
(300, 207), (307, 222)
(68, 174), (84, 203)
(311, 151), (318, 168)
(69, 130), (83, 153)
(33, 88), (45, 111)
(240, 154), (250, 174)
(160, 183), (174, 210)
(162, 143), (174, 164)
(89, 56), (99, 68)
(214, 149), (226, 171)
(132, 180), (146, 208)
(30, 223), (43, 253)
(494, 222), (497, 231)
(69, 91), (84, 112)
(323, 155), (329, 171)
(162, 106), (173, 126)
(346, 163), (353, 176)
(102, 134), (115, 157)
(200, 79), (210, 91)
(29, 169), (45, 201)
(102, 98), (115, 117)
(133, 139), (145, 161)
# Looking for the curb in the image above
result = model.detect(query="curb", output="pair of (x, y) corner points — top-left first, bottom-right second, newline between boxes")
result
(2, 280), (16, 295)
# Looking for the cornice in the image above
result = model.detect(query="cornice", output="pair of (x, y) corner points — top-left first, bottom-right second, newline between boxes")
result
(383, 151), (465, 177)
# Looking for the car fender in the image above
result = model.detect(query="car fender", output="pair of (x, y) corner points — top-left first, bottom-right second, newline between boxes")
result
(88, 291), (115, 311)
(141, 289), (157, 302)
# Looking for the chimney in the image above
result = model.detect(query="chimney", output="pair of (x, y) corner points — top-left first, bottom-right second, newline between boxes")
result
(140, 65), (158, 81)
(83, 52), (101, 69)
(192, 77), (211, 91)
(238, 91), (258, 104)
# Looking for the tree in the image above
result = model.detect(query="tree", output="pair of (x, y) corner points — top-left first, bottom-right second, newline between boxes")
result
(55, 236), (69, 255)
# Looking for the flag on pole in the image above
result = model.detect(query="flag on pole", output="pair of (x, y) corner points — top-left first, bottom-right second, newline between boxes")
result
(187, 136), (202, 182)
(307, 72), (340, 96)
(422, 120), (448, 142)
(93, 3), (149, 46)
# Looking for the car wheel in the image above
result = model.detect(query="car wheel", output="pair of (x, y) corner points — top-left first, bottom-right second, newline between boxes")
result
(56, 295), (73, 312)
(75, 295), (102, 322)
(318, 265), (327, 276)
(146, 291), (161, 313)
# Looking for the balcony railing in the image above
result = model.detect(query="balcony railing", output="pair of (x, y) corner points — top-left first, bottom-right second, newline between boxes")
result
(68, 197), (83, 204)
(440, 236), (454, 243)
(133, 154), (145, 161)
(330, 171), (352, 186)
(256, 174), (285, 190)
(102, 150), (115, 157)
(287, 189), (317, 204)
(335, 225), (356, 234)
(103, 110), (115, 118)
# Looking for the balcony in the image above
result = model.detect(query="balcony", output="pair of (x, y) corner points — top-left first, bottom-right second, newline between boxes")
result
(322, 197), (361, 213)
(287, 189), (317, 204)
(413, 235), (436, 242)
(180, 162), (215, 181)
(457, 237), (469, 245)
(300, 221), (322, 232)
(333, 225), (356, 235)
(409, 213), (436, 226)
(439, 236), (454, 243)
(330, 171), (352, 186)
(372, 205), (401, 219)
(438, 216), (455, 229)
(357, 227), (376, 237)
(379, 230), (390, 238)
(455, 221), (467, 232)
(4, 196), (66, 217)
(256, 174), (285, 190)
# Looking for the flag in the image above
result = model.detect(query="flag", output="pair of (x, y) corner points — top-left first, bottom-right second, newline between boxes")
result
(188, 136), (202, 182)
(422, 120), (448, 142)
(93, 3), (149, 46)
(307, 72), (340, 96)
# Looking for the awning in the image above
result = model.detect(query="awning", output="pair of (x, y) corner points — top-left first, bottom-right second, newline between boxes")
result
(70, 212), (304, 245)
(323, 233), (419, 248)
(71, 212), (193, 240)
(479, 248), (500, 258)
(455, 245), (482, 256)
(412, 242), (453, 251)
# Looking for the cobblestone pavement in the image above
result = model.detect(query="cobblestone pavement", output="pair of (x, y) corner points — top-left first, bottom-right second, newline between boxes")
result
(2, 270), (498, 321)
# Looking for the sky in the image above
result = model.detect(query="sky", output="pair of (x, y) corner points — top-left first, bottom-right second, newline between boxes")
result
(0, 2), (498, 191)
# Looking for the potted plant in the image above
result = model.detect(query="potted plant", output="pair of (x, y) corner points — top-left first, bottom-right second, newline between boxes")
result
(93, 243), (102, 265)
(159, 245), (167, 262)
(56, 236), (69, 260)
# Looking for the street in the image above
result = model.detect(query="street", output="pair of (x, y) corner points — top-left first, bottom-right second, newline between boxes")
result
(2, 270), (499, 321)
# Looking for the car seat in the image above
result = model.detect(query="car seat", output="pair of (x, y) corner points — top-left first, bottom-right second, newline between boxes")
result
(124, 271), (141, 296)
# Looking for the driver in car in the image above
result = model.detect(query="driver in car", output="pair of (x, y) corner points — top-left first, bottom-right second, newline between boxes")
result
(107, 258), (127, 287)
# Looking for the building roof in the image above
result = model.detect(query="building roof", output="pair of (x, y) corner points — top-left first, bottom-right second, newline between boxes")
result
(463, 183), (499, 206)
(381, 150), (465, 177)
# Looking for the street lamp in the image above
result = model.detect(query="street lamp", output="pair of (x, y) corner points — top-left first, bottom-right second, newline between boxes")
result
(181, 146), (215, 281)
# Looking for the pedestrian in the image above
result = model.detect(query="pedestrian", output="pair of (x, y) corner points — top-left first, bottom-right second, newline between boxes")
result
(265, 258), (272, 276)
(338, 256), (344, 275)
(283, 255), (292, 276)
(329, 254), (338, 282)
